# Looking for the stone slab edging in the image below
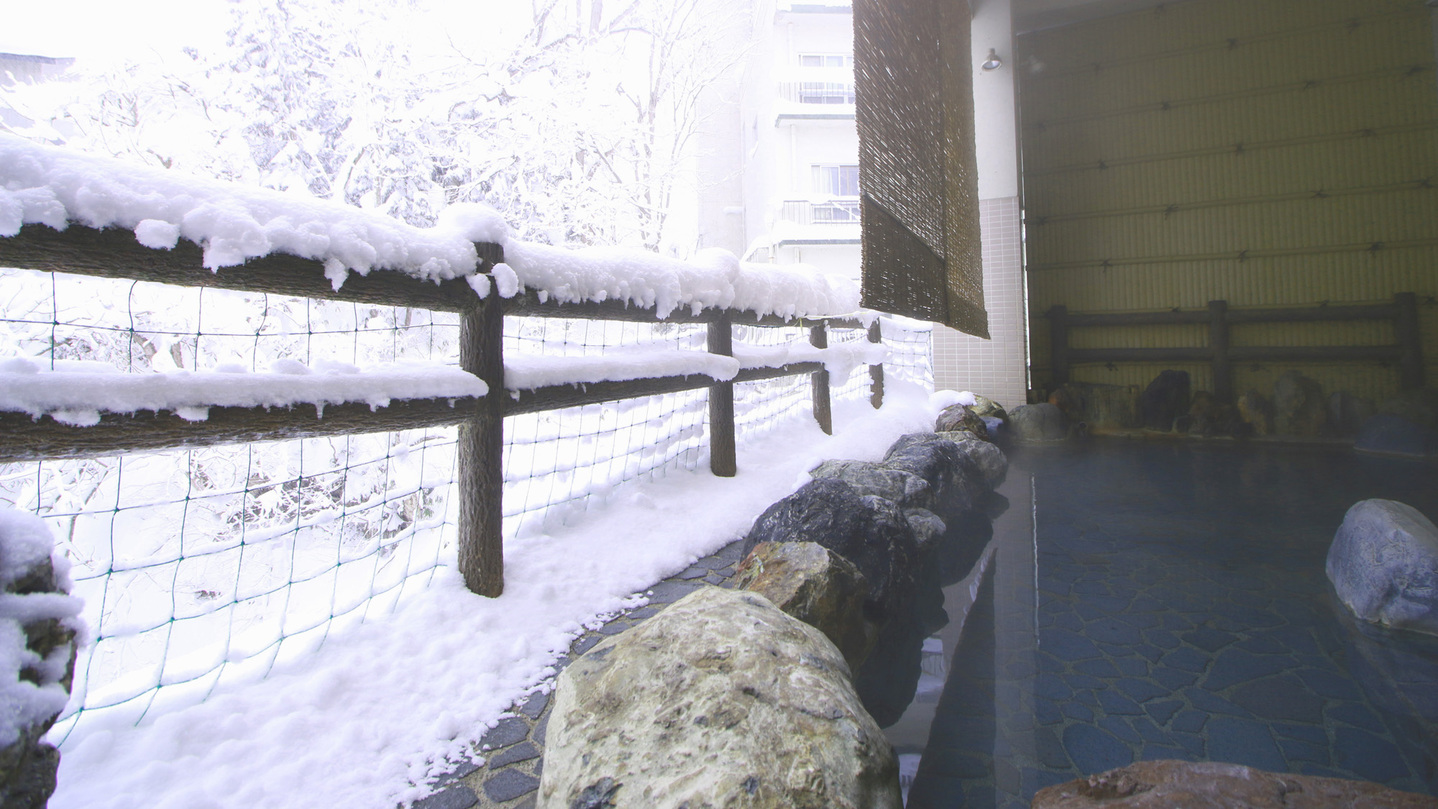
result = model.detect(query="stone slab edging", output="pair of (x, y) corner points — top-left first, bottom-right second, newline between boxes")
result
(411, 541), (747, 809)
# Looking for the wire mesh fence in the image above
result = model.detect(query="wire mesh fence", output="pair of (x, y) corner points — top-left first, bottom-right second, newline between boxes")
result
(1, 268), (466, 741)
(0, 267), (933, 744)
(502, 318), (709, 538)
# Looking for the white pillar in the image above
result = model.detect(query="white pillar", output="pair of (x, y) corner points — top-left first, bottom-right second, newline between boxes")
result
(932, 0), (1030, 410)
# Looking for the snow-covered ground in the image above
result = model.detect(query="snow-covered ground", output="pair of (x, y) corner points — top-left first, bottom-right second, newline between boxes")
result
(47, 384), (946, 809)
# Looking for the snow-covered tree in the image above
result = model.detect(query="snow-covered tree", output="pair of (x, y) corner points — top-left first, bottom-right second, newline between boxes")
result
(1, 0), (747, 250)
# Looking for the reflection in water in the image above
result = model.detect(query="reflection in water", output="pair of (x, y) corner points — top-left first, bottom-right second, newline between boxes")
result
(854, 507), (998, 729)
(884, 442), (1438, 808)
(1329, 597), (1438, 786)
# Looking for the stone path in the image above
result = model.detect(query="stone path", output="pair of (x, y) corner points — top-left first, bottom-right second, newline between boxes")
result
(411, 540), (746, 809)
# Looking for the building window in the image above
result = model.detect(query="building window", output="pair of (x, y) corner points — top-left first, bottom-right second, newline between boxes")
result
(813, 164), (860, 197)
(799, 54), (853, 68)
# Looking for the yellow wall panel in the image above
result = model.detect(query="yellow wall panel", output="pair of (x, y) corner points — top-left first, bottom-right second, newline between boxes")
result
(1024, 15), (1431, 125)
(1021, 0), (1438, 407)
(1026, 190), (1438, 268)
(1026, 130), (1438, 218)
(1026, 80), (1437, 174)
(1069, 324), (1209, 350)
(1024, 0), (1420, 72)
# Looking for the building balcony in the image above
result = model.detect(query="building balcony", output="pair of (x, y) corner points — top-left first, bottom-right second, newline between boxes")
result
(779, 81), (856, 106)
(777, 0), (852, 13)
(781, 198), (860, 225)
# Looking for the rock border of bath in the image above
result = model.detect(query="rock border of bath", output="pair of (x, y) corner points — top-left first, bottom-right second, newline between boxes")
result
(534, 404), (1009, 808)
(1032, 760), (1438, 808)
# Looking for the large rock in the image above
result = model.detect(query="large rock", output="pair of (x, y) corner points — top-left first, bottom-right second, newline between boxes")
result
(935, 431), (1007, 488)
(934, 404), (990, 441)
(808, 460), (932, 509)
(1274, 370), (1327, 436)
(734, 542), (876, 670)
(903, 508), (948, 555)
(536, 587), (902, 809)
(1009, 403), (1068, 442)
(964, 393), (1008, 423)
(1355, 414), (1438, 458)
(1139, 370), (1190, 431)
(1050, 382), (1140, 430)
(1238, 389), (1275, 436)
(1378, 390), (1438, 430)
(1327, 499), (1438, 637)
(741, 478), (918, 625)
(1032, 760), (1437, 808)
(881, 434), (989, 514)
(1047, 385), (1085, 424)
(0, 511), (80, 809)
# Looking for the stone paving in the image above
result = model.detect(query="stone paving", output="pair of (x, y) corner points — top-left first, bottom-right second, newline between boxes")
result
(906, 441), (1438, 808)
(411, 540), (746, 809)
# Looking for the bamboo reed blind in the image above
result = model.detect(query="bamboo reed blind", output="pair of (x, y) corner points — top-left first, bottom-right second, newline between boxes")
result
(854, 0), (989, 338)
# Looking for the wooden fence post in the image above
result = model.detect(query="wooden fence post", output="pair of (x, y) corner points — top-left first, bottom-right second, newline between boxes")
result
(1208, 300), (1232, 402)
(458, 243), (506, 597)
(809, 323), (833, 435)
(1396, 292), (1424, 391)
(868, 320), (884, 409)
(708, 315), (737, 477)
(1048, 305), (1070, 387)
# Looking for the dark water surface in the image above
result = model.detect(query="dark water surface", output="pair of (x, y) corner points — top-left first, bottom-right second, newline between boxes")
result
(884, 441), (1438, 808)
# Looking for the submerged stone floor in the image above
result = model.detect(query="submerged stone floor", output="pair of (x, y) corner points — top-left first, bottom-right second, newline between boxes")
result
(412, 540), (746, 809)
(905, 441), (1438, 808)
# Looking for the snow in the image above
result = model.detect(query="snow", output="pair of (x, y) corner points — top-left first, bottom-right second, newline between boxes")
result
(0, 511), (56, 590)
(0, 357), (487, 426)
(734, 338), (887, 382)
(503, 241), (860, 321)
(767, 220), (861, 244)
(0, 510), (84, 748)
(1, 135), (861, 322)
(48, 384), (945, 809)
(490, 262), (521, 299)
(503, 338), (884, 391)
(0, 126), (909, 809)
(505, 347), (739, 391)
(0, 341), (887, 422)
(0, 134), (499, 281)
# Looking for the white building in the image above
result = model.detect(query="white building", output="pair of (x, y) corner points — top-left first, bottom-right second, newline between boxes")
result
(697, 0), (1030, 410)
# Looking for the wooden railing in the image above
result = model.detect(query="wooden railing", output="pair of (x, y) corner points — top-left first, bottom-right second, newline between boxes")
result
(1045, 294), (1425, 402)
(0, 223), (886, 597)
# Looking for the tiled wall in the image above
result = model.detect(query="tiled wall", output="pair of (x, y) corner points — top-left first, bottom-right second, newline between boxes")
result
(932, 195), (1028, 409)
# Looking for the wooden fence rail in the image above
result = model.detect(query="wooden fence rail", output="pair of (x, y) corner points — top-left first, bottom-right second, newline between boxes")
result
(0, 224), (887, 598)
(1046, 293), (1424, 402)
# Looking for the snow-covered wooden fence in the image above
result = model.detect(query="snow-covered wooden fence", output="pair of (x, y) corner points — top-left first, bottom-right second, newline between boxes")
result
(0, 222), (887, 598)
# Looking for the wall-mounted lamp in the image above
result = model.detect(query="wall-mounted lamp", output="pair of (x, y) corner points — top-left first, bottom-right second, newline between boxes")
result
(981, 48), (1003, 71)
